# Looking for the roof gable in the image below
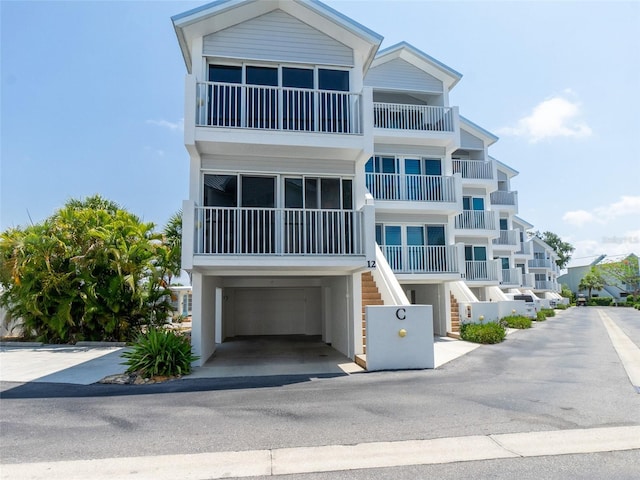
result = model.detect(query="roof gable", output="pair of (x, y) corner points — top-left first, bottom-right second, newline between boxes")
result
(365, 57), (443, 92)
(173, 0), (382, 73)
(370, 42), (462, 91)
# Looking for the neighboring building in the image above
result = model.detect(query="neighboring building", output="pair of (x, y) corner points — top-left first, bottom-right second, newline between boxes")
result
(559, 253), (639, 301)
(172, 0), (561, 367)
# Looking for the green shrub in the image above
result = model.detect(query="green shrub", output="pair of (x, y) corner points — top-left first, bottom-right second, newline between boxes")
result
(501, 315), (532, 329)
(536, 311), (547, 321)
(554, 303), (568, 310)
(626, 295), (635, 303)
(460, 321), (506, 344)
(588, 297), (613, 306)
(122, 328), (198, 377)
(541, 308), (555, 317)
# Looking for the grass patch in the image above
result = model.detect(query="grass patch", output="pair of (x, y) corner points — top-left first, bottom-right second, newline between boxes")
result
(554, 303), (568, 310)
(540, 308), (556, 318)
(502, 315), (532, 329)
(460, 321), (506, 344)
(536, 311), (547, 321)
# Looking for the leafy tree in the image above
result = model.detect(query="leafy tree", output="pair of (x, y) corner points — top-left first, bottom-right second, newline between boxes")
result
(532, 231), (575, 269)
(597, 254), (640, 297)
(560, 283), (573, 301)
(578, 267), (605, 299)
(0, 195), (173, 343)
(162, 210), (183, 285)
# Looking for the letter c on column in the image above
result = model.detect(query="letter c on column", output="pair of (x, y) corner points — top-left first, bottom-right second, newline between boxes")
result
(396, 308), (406, 320)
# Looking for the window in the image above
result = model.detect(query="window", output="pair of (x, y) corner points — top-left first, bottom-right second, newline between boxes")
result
(426, 226), (445, 246)
(241, 176), (275, 208)
(204, 175), (237, 207)
(463, 196), (485, 210)
(499, 218), (508, 230)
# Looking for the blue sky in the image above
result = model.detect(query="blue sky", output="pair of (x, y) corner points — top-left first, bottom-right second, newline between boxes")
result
(2, 0), (639, 267)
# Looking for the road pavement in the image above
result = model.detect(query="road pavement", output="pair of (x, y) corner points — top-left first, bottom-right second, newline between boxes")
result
(1, 306), (639, 478)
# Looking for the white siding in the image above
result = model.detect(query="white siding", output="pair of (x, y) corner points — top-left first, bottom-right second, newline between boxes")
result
(374, 144), (445, 157)
(203, 10), (353, 66)
(365, 58), (443, 93)
(460, 130), (484, 149)
(201, 156), (355, 175)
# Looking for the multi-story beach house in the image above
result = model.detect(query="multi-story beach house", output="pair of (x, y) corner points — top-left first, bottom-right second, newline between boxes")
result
(172, 0), (561, 366)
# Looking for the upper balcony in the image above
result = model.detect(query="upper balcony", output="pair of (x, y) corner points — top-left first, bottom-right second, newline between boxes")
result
(454, 210), (498, 237)
(372, 102), (459, 147)
(500, 268), (523, 287)
(521, 273), (535, 289)
(365, 172), (460, 214)
(186, 77), (370, 158)
(535, 280), (559, 292)
(492, 229), (519, 250)
(515, 239), (533, 258)
(528, 258), (555, 270)
(452, 159), (496, 189)
(490, 190), (518, 213)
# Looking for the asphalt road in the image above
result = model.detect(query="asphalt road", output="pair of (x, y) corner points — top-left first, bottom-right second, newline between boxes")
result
(1, 306), (639, 476)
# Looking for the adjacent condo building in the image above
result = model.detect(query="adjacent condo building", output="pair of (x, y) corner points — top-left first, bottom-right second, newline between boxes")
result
(173, 0), (563, 366)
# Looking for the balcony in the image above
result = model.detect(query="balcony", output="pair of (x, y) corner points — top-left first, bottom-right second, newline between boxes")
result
(366, 173), (457, 203)
(516, 240), (533, 257)
(529, 258), (554, 269)
(195, 81), (362, 134)
(492, 229), (519, 248)
(455, 210), (497, 231)
(452, 159), (494, 180)
(194, 206), (364, 256)
(465, 260), (499, 282)
(490, 190), (518, 207)
(373, 103), (455, 132)
(379, 244), (460, 275)
(522, 273), (535, 288)
(500, 268), (522, 286)
(535, 280), (558, 291)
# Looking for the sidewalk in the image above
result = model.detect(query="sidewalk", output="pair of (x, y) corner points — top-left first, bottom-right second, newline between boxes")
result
(3, 425), (639, 479)
(0, 336), (481, 385)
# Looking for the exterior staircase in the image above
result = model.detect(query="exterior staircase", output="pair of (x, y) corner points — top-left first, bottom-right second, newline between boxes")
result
(448, 292), (461, 339)
(356, 271), (383, 369)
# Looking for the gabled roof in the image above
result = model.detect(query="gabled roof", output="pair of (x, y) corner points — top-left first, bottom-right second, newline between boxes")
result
(495, 158), (519, 177)
(172, 0), (383, 73)
(531, 236), (559, 259)
(513, 215), (534, 230)
(460, 116), (499, 146)
(371, 41), (462, 90)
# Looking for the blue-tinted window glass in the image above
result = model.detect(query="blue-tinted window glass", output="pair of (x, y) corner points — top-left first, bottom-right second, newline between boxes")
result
(246, 66), (278, 86)
(282, 67), (313, 88)
(375, 224), (382, 245)
(365, 158), (374, 173)
(407, 226), (424, 246)
(473, 246), (487, 261)
(427, 226), (445, 246)
(381, 157), (396, 173)
(318, 69), (349, 91)
(463, 197), (471, 210)
(405, 159), (421, 175)
(424, 159), (442, 175)
(500, 218), (508, 230)
(385, 226), (402, 246)
(208, 65), (242, 83)
(472, 197), (485, 210)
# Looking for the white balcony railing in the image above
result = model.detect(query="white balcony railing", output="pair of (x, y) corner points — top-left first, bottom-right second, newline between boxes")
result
(196, 82), (362, 134)
(493, 229), (519, 246)
(365, 173), (456, 203)
(529, 258), (554, 269)
(516, 240), (533, 256)
(452, 159), (493, 180)
(490, 190), (517, 206)
(455, 210), (497, 230)
(465, 260), (499, 281)
(373, 103), (455, 132)
(195, 206), (363, 255)
(501, 268), (522, 285)
(379, 244), (460, 274)
(535, 280), (557, 291)
(522, 273), (535, 288)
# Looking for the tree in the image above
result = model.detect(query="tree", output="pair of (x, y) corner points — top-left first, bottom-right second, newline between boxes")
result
(0, 195), (173, 343)
(597, 254), (640, 297)
(578, 268), (605, 299)
(533, 231), (575, 270)
(162, 210), (183, 285)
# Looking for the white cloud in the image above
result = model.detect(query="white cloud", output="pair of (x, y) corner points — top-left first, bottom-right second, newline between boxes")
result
(562, 210), (598, 227)
(498, 93), (592, 142)
(146, 118), (184, 132)
(595, 196), (640, 218)
(570, 230), (640, 262)
(562, 196), (640, 228)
